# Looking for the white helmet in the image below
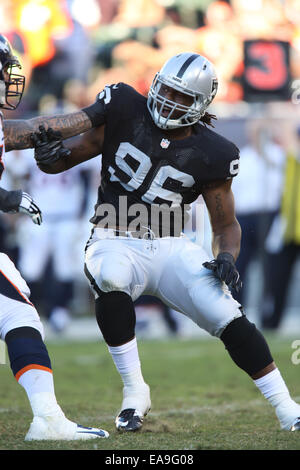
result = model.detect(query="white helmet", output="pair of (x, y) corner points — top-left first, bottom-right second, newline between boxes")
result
(147, 52), (218, 130)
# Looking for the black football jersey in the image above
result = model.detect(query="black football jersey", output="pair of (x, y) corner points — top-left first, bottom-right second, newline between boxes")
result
(90, 83), (240, 237)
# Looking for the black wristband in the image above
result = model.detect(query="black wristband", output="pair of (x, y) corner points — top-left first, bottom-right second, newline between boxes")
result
(82, 100), (106, 128)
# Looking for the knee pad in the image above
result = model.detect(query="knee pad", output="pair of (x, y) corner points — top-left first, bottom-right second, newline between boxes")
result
(5, 326), (52, 379)
(99, 259), (133, 293)
(95, 291), (136, 346)
(220, 316), (273, 376)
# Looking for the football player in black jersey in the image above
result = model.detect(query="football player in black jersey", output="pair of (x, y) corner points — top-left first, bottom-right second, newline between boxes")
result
(6, 52), (300, 433)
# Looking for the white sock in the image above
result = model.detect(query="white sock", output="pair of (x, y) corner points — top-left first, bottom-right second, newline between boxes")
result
(18, 369), (55, 396)
(108, 337), (150, 413)
(18, 369), (63, 418)
(107, 337), (146, 388)
(253, 368), (289, 400)
(254, 368), (300, 429)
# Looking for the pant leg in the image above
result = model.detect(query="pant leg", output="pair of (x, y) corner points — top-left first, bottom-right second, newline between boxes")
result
(17, 218), (50, 282)
(0, 253), (44, 340)
(235, 214), (257, 305)
(261, 243), (298, 329)
(235, 211), (277, 306)
(84, 236), (151, 301)
(154, 237), (243, 338)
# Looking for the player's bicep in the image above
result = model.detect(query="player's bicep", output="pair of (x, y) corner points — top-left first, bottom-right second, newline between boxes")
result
(202, 179), (237, 232)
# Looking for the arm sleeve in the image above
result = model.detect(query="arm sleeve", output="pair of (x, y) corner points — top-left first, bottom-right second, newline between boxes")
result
(0, 188), (22, 212)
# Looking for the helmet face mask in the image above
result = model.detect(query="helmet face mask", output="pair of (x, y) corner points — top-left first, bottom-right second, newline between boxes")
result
(147, 52), (218, 130)
(148, 73), (206, 129)
(0, 35), (25, 110)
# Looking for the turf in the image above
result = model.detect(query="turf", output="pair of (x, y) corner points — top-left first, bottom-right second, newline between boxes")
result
(0, 334), (300, 451)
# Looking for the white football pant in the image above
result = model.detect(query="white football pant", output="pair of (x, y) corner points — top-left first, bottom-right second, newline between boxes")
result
(0, 253), (44, 340)
(85, 229), (242, 337)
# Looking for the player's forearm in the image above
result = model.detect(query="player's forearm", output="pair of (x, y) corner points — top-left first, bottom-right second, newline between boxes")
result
(4, 110), (92, 152)
(211, 219), (241, 261)
(37, 133), (99, 174)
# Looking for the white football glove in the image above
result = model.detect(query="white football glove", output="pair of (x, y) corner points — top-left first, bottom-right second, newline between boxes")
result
(18, 192), (42, 225)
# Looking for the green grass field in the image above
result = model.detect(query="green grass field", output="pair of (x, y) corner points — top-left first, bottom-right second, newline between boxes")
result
(0, 334), (300, 451)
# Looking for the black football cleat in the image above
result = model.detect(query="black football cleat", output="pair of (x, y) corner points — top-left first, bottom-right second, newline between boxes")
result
(115, 408), (145, 432)
(290, 417), (300, 431)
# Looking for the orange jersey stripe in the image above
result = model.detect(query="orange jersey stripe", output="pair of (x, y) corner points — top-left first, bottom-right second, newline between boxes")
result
(15, 364), (53, 381)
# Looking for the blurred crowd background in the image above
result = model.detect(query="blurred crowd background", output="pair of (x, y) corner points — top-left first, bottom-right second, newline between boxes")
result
(1, 0), (300, 337)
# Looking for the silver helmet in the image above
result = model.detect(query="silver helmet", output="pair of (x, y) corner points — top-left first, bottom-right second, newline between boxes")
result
(147, 52), (218, 130)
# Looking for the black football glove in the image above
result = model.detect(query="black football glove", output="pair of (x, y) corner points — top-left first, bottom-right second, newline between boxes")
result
(31, 125), (71, 168)
(18, 192), (42, 225)
(202, 252), (242, 293)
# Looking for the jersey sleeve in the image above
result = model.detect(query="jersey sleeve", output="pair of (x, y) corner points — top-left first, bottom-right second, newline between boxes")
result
(82, 83), (125, 127)
(223, 143), (240, 179)
(204, 128), (240, 182)
(194, 126), (241, 192)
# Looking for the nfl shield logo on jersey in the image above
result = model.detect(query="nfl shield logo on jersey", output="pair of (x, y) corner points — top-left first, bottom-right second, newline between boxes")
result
(160, 138), (170, 149)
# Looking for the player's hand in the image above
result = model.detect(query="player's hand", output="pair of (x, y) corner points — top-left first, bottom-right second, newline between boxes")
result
(18, 192), (42, 225)
(31, 125), (71, 168)
(202, 252), (242, 293)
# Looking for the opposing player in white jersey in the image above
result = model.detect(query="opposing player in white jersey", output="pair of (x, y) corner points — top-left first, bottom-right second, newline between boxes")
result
(4, 49), (300, 434)
(0, 34), (108, 440)
(5, 149), (94, 332)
